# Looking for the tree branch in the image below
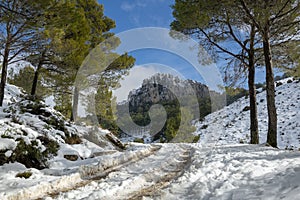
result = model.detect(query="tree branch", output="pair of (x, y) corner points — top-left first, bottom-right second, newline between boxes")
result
(239, 0), (261, 30)
(271, 1), (299, 22)
(270, 0), (292, 23)
(197, 28), (248, 66)
(225, 11), (249, 53)
(0, 4), (28, 18)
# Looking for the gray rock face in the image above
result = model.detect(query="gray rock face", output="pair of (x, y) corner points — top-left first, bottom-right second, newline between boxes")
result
(127, 73), (210, 108)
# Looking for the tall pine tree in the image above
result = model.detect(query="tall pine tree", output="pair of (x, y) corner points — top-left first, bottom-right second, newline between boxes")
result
(240, 0), (299, 147)
(171, 0), (260, 144)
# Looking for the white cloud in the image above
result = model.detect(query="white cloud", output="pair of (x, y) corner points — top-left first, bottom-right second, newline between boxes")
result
(121, 0), (169, 12)
(121, 2), (136, 12)
(113, 65), (157, 102)
(130, 15), (140, 26)
(120, 0), (149, 12)
(135, 0), (147, 7)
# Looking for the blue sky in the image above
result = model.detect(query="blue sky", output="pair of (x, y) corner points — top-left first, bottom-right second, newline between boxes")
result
(98, 0), (282, 102)
(99, 0), (223, 101)
(100, 0), (173, 33)
(99, 0), (200, 79)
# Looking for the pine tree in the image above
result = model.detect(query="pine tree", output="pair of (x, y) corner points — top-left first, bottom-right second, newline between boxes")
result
(0, 0), (47, 106)
(26, 0), (90, 97)
(69, 0), (118, 122)
(85, 53), (135, 131)
(8, 65), (49, 97)
(171, 0), (260, 144)
(239, 0), (299, 147)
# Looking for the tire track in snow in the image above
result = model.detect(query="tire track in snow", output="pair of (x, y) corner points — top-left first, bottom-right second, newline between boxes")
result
(127, 145), (194, 200)
(53, 144), (193, 200)
(3, 144), (161, 200)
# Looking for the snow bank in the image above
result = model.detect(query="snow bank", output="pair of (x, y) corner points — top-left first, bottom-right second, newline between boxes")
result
(160, 144), (300, 199)
(0, 138), (16, 151)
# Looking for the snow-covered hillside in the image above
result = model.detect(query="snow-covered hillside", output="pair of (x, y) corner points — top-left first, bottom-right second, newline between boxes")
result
(0, 84), (116, 168)
(0, 84), (123, 198)
(0, 80), (300, 200)
(195, 78), (300, 149)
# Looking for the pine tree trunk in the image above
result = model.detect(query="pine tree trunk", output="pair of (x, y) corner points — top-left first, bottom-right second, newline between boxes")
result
(70, 86), (79, 122)
(263, 26), (277, 148)
(248, 55), (259, 144)
(31, 61), (43, 96)
(0, 47), (10, 107)
(249, 24), (259, 144)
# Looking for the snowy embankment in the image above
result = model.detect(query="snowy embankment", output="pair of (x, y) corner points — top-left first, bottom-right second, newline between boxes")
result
(195, 78), (300, 149)
(0, 84), (116, 167)
(0, 84), (119, 199)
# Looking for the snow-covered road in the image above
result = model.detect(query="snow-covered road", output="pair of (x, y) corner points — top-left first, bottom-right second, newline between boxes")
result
(46, 143), (300, 200)
(53, 144), (193, 199)
(2, 143), (300, 200)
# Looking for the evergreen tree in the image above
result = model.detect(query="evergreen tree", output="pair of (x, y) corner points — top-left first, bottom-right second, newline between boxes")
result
(85, 53), (135, 132)
(8, 65), (49, 97)
(69, 0), (118, 122)
(26, 0), (90, 97)
(239, 0), (299, 147)
(172, 0), (299, 147)
(171, 0), (260, 144)
(0, 0), (48, 106)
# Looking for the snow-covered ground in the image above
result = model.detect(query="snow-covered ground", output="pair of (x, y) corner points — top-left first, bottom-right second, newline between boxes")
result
(195, 77), (300, 149)
(0, 84), (117, 167)
(0, 84), (118, 199)
(0, 78), (299, 199)
(5, 143), (298, 200)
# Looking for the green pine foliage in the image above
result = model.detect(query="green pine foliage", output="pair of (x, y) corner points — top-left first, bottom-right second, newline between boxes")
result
(8, 66), (49, 98)
(225, 87), (248, 106)
(83, 53), (136, 132)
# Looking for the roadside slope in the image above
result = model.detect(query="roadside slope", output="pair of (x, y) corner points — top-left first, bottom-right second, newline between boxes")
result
(194, 78), (300, 149)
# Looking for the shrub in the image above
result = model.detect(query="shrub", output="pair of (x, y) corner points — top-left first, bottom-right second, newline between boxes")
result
(65, 134), (82, 144)
(133, 138), (144, 143)
(192, 135), (200, 143)
(1, 134), (13, 139)
(16, 171), (32, 179)
(11, 139), (45, 169)
(37, 136), (59, 156)
(0, 150), (9, 165)
(10, 137), (59, 169)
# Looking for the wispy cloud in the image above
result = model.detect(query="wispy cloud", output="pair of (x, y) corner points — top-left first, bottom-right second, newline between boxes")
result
(130, 15), (141, 26)
(120, 0), (148, 12)
(121, 2), (136, 12)
(135, 0), (147, 7)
